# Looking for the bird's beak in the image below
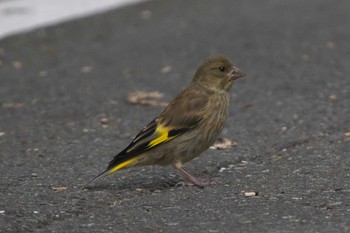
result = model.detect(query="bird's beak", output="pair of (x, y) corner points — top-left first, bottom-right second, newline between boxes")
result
(229, 67), (246, 81)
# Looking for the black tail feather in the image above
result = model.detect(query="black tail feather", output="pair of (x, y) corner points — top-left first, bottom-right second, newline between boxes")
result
(83, 169), (109, 189)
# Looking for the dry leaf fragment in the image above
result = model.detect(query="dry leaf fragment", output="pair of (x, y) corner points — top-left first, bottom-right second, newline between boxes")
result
(81, 66), (93, 73)
(127, 91), (168, 107)
(39, 70), (48, 77)
(160, 66), (172, 74)
(135, 188), (149, 193)
(12, 61), (22, 69)
(140, 10), (152, 20)
(329, 94), (337, 101)
(51, 186), (67, 191)
(210, 138), (237, 150)
(302, 54), (310, 61)
(325, 42), (336, 49)
(2, 102), (25, 109)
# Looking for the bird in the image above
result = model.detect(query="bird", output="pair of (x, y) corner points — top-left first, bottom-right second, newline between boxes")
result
(87, 56), (245, 187)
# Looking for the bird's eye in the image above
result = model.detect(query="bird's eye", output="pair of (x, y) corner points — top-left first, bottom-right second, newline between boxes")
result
(219, 66), (225, 72)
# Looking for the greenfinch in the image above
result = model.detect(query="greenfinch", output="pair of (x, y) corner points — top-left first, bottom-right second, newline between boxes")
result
(89, 56), (245, 187)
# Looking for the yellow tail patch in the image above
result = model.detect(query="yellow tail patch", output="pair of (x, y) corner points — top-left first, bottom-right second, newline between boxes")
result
(108, 157), (138, 173)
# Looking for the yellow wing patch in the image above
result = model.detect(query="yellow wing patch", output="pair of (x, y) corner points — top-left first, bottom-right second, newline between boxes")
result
(107, 125), (174, 173)
(148, 125), (175, 147)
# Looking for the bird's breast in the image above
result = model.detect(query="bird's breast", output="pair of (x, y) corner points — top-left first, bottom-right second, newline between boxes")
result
(203, 92), (230, 138)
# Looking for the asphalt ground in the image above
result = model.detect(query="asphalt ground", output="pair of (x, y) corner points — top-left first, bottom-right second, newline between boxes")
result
(0, 0), (350, 232)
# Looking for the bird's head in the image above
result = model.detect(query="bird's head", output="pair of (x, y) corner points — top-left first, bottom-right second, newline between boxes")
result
(192, 56), (246, 91)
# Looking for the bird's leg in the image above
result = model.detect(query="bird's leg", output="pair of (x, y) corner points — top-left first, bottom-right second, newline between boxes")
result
(173, 162), (217, 188)
(176, 166), (204, 188)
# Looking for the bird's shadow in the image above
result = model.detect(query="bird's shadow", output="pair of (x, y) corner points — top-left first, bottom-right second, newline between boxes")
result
(83, 177), (181, 192)
(82, 165), (223, 192)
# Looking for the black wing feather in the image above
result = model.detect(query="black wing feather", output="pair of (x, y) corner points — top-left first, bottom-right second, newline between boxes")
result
(106, 119), (158, 170)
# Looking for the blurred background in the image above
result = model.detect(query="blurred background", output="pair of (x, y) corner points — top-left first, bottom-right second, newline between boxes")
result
(0, 0), (146, 39)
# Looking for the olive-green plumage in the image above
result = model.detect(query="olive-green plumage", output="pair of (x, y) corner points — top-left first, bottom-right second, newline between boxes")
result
(89, 56), (245, 187)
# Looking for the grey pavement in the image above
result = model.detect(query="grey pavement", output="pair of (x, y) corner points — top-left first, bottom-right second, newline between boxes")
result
(0, 0), (350, 232)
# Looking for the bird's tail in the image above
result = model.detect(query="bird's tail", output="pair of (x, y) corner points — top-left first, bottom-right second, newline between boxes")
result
(83, 157), (138, 189)
(83, 169), (110, 189)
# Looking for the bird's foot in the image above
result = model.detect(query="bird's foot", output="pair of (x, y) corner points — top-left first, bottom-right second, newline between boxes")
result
(174, 164), (220, 188)
(175, 178), (220, 188)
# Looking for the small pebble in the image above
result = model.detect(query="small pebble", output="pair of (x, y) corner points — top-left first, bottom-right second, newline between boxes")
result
(219, 167), (226, 173)
(51, 186), (67, 191)
(244, 192), (258, 197)
(100, 117), (109, 124)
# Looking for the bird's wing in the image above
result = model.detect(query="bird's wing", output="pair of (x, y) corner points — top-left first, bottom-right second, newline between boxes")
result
(87, 88), (208, 184)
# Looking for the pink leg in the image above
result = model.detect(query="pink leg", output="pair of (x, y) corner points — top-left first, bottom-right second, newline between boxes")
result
(175, 166), (219, 188)
(176, 167), (204, 187)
